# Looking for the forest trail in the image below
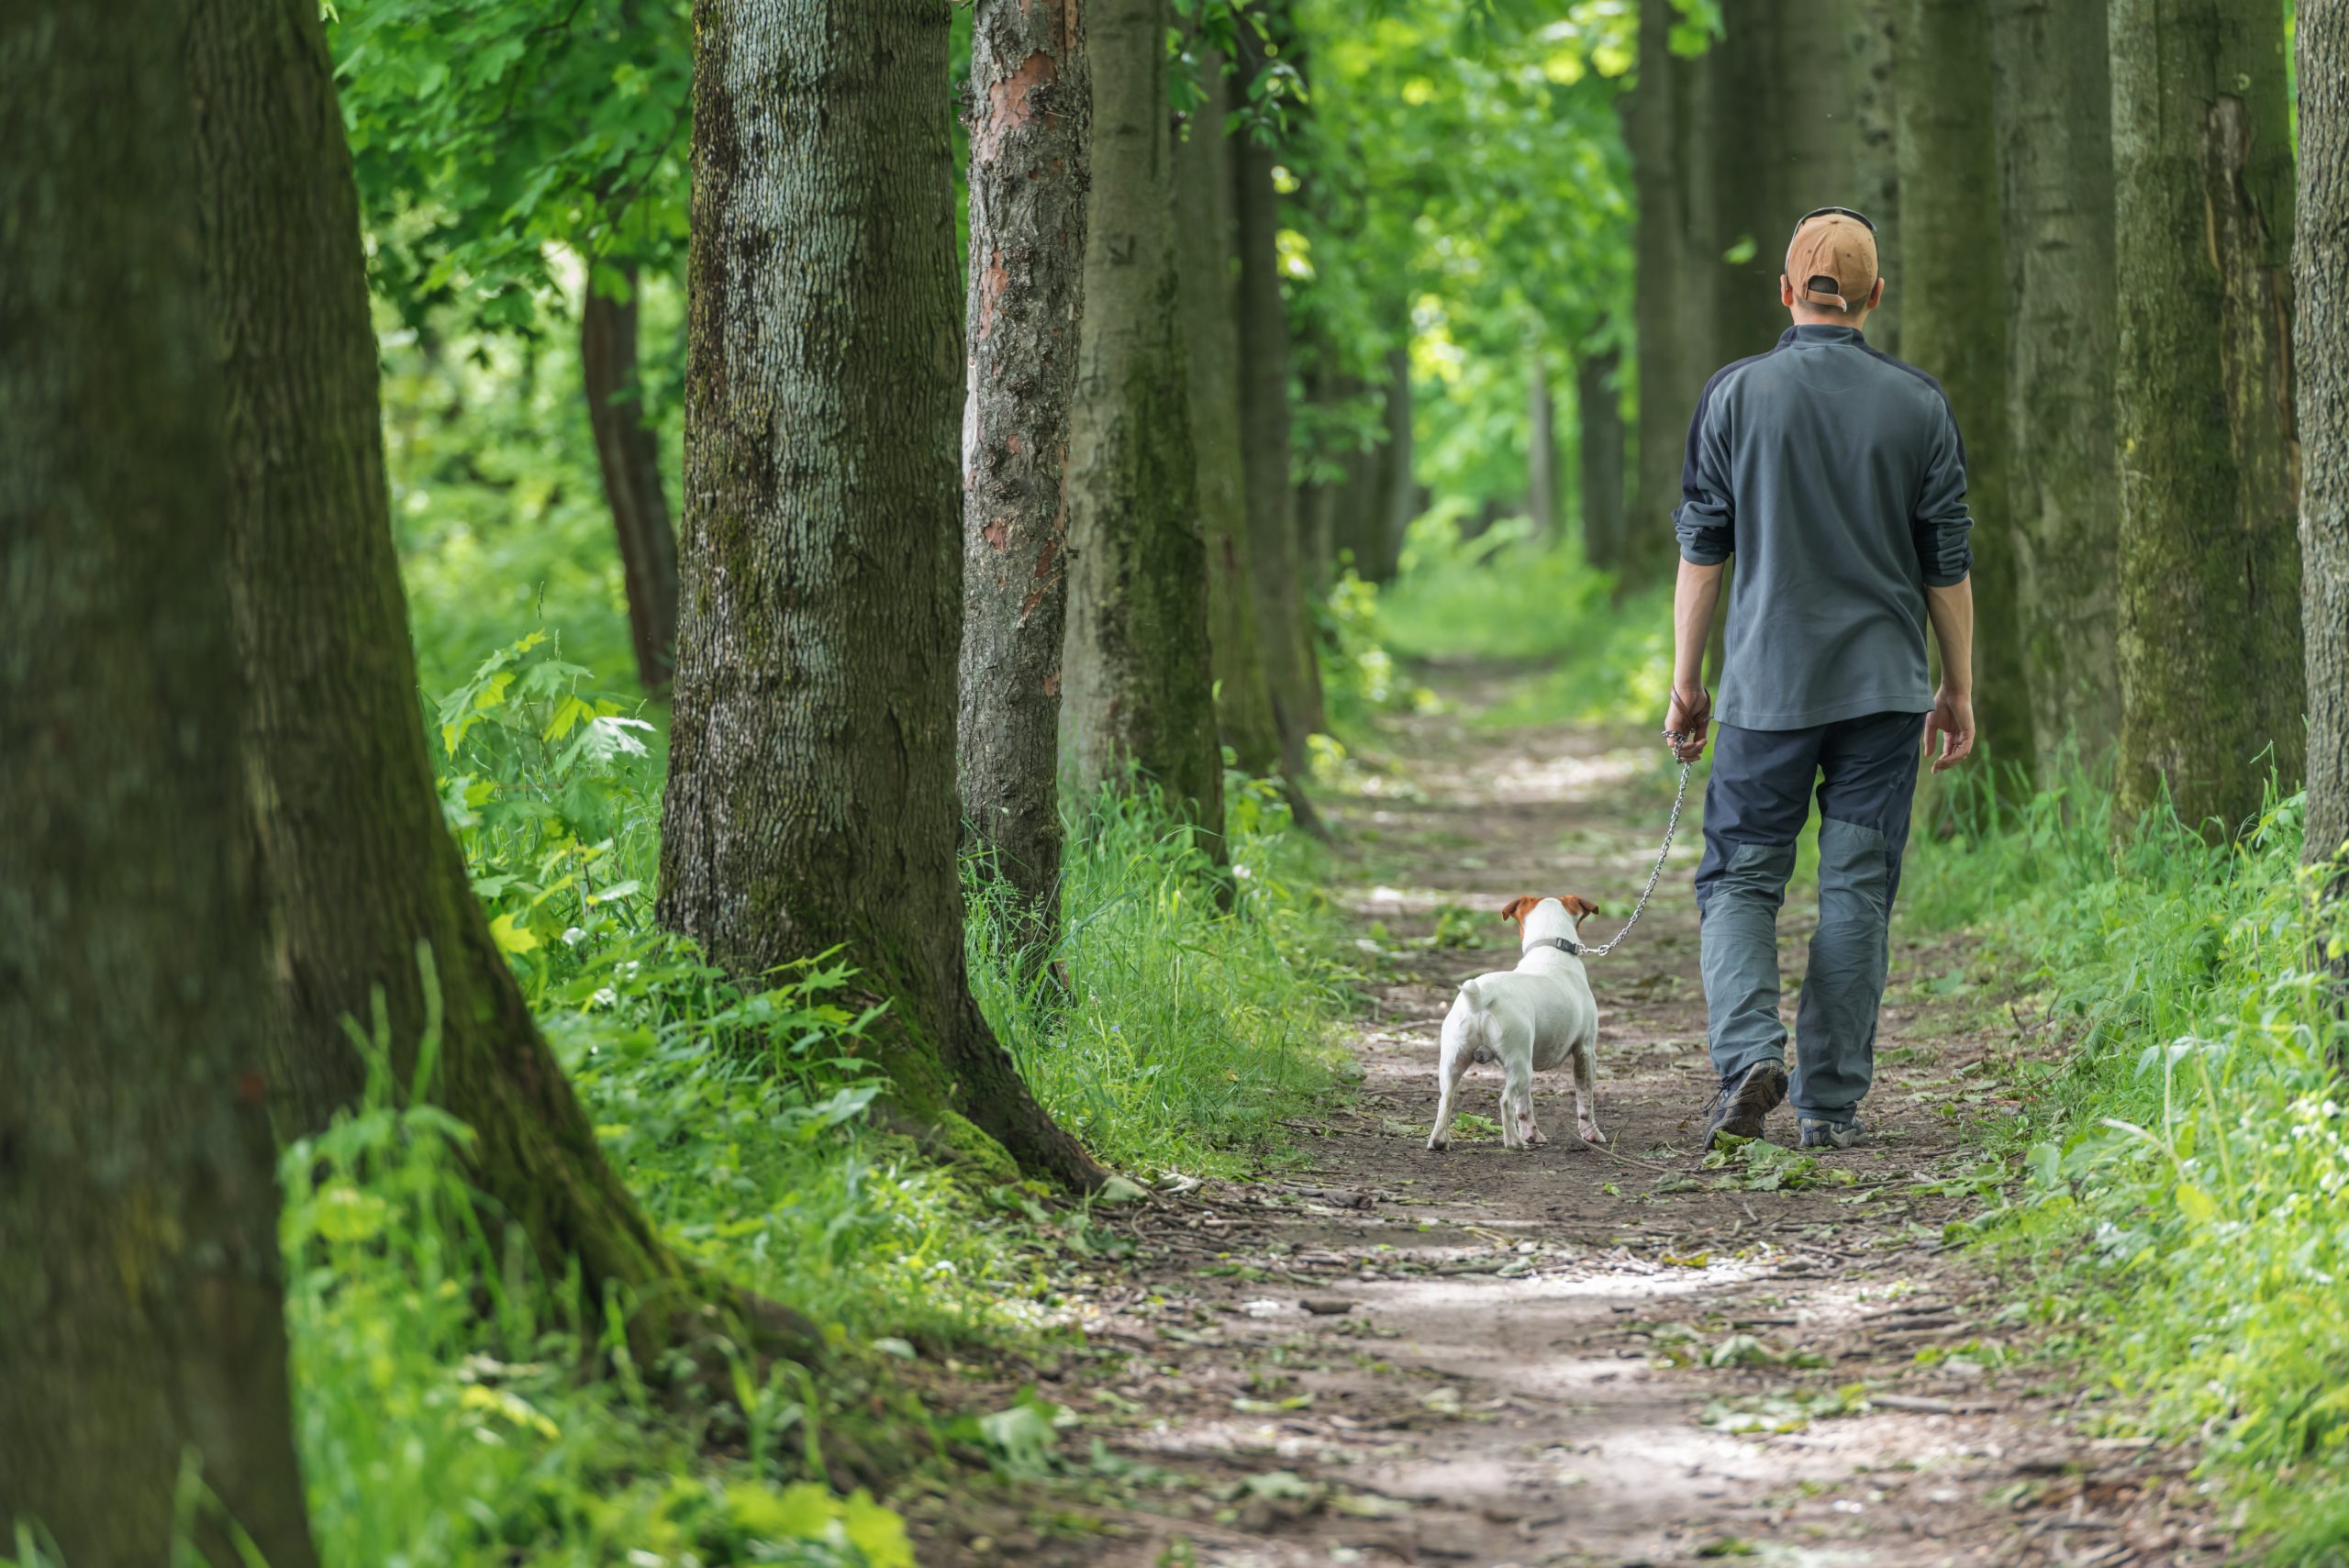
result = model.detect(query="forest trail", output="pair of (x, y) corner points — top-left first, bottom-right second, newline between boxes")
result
(941, 666), (2226, 1568)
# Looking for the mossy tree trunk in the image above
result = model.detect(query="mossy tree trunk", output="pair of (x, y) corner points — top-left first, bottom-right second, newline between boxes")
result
(1174, 42), (1283, 778)
(0, 7), (317, 1560)
(1622, 0), (1708, 591)
(1528, 351), (1559, 544)
(663, 0), (1104, 1192)
(582, 264), (683, 695)
(1374, 342), (1417, 584)
(1576, 347), (1626, 570)
(959, 0), (1089, 945)
(1899, 0), (2034, 786)
(1063, 0), (1226, 840)
(189, 0), (728, 1346)
(2110, 0), (2304, 836)
(2298, 0), (2349, 881)
(1987, 0), (2123, 770)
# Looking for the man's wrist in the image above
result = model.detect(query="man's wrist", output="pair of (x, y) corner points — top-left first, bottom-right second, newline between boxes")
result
(1939, 682), (1973, 701)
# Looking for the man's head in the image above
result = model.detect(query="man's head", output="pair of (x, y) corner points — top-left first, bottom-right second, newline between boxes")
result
(1781, 206), (1884, 326)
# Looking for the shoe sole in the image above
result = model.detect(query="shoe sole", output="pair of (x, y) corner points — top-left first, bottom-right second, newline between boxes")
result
(1707, 1063), (1787, 1147)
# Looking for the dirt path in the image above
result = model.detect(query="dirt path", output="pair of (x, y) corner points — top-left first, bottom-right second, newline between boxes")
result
(928, 669), (2223, 1568)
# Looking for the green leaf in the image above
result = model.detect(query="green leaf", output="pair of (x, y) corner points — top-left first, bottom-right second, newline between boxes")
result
(489, 910), (540, 955)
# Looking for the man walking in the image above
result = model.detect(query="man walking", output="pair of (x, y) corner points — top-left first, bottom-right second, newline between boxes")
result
(1666, 207), (1976, 1151)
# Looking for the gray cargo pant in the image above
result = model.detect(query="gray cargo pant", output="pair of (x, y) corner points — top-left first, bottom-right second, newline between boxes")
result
(1693, 710), (1926, 1126)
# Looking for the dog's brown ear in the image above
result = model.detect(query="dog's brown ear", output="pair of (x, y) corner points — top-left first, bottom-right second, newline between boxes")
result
(1498, 895), (1537, 925)
(1562, 895), (1602, 923)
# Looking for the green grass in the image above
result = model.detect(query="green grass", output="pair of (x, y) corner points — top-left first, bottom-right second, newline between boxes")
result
(1905, 768), (2349, 1563)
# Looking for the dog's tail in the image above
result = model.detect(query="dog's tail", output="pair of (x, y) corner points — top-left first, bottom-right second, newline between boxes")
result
(1456, 976), (1492, 1011)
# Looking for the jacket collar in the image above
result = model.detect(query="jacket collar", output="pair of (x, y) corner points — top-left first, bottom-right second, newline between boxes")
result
(1779, 323), (1867, 348)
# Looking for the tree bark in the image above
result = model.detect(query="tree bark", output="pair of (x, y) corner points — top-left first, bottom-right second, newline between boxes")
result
(1848, 0), (1903, 356)
(1576, 347), (1626, 569)
(1987, 0), (2123, 771)
(958, 0), (1089, 945)
(1898, 0), (2033, 785)
(1235, 80), (1329, 775)
(1174, 42), (1282, 776)
(1375, 342), (1416, 582)
(2299, 0), (2349, 878)
(582, 264), (683, 694)
(664, 0), (1103, 1190)
(1063, 0), (1226, 840)
(0, 7), (318, 1560)
(189, 0), (730, 1348)
(2110, 0), (2303, 836)
(1528, 350), (1559, 544)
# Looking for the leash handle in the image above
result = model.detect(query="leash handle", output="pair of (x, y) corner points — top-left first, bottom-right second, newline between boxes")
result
(1577, 740), (1694, 960)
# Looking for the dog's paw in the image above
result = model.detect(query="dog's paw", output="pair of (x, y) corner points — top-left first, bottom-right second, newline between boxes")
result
(1577, 1121), (1608, 1146)
(1425, 1136), (1450, 1153)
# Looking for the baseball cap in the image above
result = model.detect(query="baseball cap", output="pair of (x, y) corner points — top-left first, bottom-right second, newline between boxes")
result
(1785, 206), (1878, 313)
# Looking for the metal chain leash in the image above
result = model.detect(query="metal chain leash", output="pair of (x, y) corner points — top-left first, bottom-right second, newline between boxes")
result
(1575, 731), (1696, 960)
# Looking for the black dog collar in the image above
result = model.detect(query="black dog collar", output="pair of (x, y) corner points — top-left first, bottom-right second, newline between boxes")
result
(1528, 936), (1584, 957)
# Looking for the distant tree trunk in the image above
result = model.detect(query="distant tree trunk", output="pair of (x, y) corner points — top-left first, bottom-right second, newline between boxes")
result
(1528, 350), (1559, 544)
(1848, 0), (1903, 355)
(581, 264), (682, 694)
(1330, 437), (1381, 575)
(663, 0), (1103, 1191)
(2110, 0), (2303, 836)
(1375, 342), (1417, 581)
(1063, 0), (1225, 840)
(2298, 0), (2349, 879)
(1899, 0), (2032, 785)
(0, 7), (318, 1560)
(958, 0), (1089, 946)
(190, 0), (730, 1347)
(1576, 347), (1626, 569)
(1174, 41), (1282, 775)
(1235, 97), (1328, 773)
(1988, 0), (2122, 771)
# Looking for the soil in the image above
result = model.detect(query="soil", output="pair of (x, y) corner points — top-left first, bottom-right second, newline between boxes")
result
(911, 666), (2229, 1568)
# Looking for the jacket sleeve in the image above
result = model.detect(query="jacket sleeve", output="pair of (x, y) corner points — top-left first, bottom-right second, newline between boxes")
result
(1672, 381), (1735, 565)
(1911, 400), (1975, 586)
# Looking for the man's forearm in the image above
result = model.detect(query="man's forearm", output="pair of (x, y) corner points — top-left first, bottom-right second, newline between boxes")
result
(1673, 558), (1727, 693)
(1925, 576), (1975, 694)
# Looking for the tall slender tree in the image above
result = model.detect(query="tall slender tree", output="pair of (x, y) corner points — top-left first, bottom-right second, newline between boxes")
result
(192, 0), (730, 1341)
(1063, 0), (1226, 837)
(1898, 0), (2033, 783)
(582, 264), (684, 693)
(662, 0), (1102, 1189)
(2298, 0), (2349, 881)
(959, 0), (1090, 943)
(1623, 0), (1708, 588)
(1375, 341), (1417, 583)
(2110, 0), (2303, 835)
(0, 6), (317, 1559)
(1528, 350), (1560, 543)
(1577, 347), (1627, 569)
(1175, 42), (1284, 777)
(1987, 0), (2122, 770)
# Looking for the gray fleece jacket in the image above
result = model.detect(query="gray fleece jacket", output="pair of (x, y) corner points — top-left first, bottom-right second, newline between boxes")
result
(1673, 323), (1974, 731)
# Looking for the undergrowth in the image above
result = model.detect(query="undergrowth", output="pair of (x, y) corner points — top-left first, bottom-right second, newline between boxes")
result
(1907, 767), (2349, 1563)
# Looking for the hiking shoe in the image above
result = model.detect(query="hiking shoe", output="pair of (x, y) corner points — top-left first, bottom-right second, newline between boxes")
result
(1798, 1117), (1864, 1151)
(1701, 1061), (1787, 1148)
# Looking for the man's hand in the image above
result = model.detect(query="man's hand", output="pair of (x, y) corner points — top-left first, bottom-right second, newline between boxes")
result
(1665, 684), (1712, 762)
(1925, 684), (1976, 773)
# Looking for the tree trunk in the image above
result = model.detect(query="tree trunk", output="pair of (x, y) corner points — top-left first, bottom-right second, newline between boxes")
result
(1528, 350), (1559, 544)
(1576, 347), (1627, 569)
(2299, 0), (2349, 879)
(1987, 0), (2122, 771)
(1898, 0), (2033, 786)
(0, 8), (318, 1560)
(958, 0), (1089, 945)
(1174, 41), (1282, 776)
(1235, 91), (1328, 774)
(1062, 0), (1225, 840)
(2110, 0), (2303, 837)
(1848, 0), (1903, 355)
(665, 0), (1103, 1191)
(581, 264), (683, 695)
(189, 0), (732, 1348)
(1375, 343), (1417, 582)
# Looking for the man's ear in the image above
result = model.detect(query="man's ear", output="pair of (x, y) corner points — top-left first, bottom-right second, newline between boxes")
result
(1867, 276), (1886, 310)
(1779, 272), (1796, 307)
(1498, 895), (1536, 925)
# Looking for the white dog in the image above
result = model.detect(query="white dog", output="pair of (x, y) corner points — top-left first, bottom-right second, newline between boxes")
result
(1427, 895), (1607, 1152)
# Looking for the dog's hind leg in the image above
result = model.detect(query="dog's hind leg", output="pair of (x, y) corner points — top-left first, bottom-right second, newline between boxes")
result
(1504, 1058), (1542, 1149)
(1573, 1036), (1606, 1145)
(1427, 1030), (1474, 1152)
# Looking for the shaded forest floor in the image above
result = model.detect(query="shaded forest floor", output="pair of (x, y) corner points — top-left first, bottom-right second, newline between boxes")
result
(913, 664), (2229, 1568)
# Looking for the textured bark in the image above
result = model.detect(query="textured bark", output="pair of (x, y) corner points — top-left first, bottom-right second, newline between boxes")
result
(0, 7), (318, 1560)
(1987, 0), (2122, 768)
(1528, 352), (1559, 544)
(1063, 0), (1226, 839)
(1848, 0), (1904, 355)
(1375, 343), (1416, 583)
(188, 0), (728, 1347)
(1576, 348), (1627, 569)
(958, 0), (1089, 942)
(1898, 0), (2032, 784)
(665, 0), (1102, 1190)
(2299, 0), (2349, 876)
(1235, 83), (1328, 774)
(2110, 0), (2304, 835)
(582, 266), (683, 694)
(1174, 44), (1282, 775)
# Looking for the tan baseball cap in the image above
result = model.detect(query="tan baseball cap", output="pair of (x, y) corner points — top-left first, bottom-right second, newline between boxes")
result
(1785, 207), (1878, 313)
